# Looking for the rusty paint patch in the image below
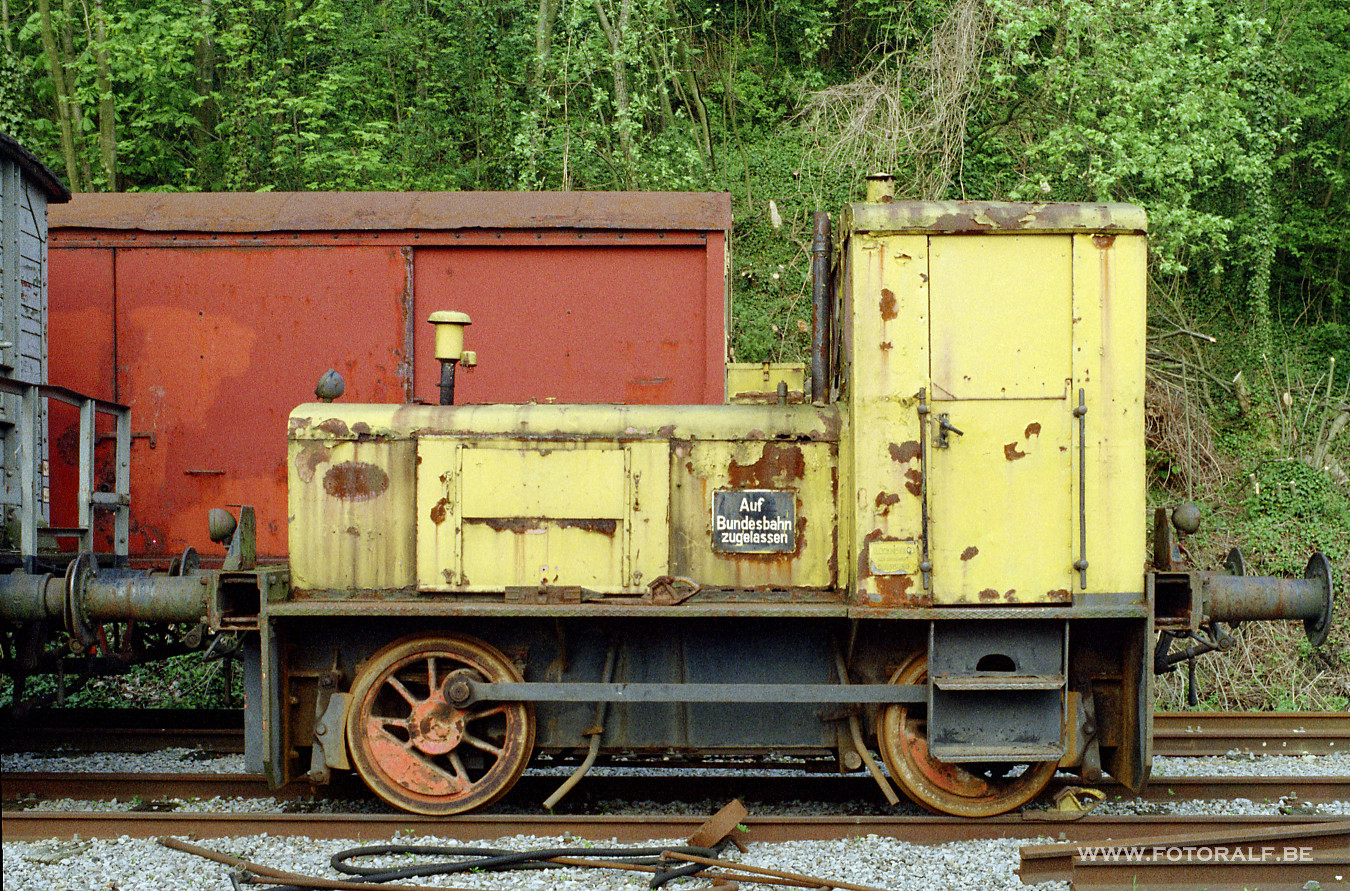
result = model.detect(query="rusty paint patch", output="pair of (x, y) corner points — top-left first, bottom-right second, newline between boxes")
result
(728, 442), (806, 488)
(480, 517), (544, 533)
(430, 498), (450, 525)
(317, 418), (350, 437)
(904, 468), (922, 497)
(932, 213), (992, 233)
(323, 461), (390, 500)
(960, 546), (978, 562)
(289, 416), (312, 432)
(880, 341), (892, 351)
(557, 518), (619, 536)
(888, 441), (921, 463)
(1024, 422), (1041, 438)
(858, 528), (886, 580)
(875, 574), (929, 607)
(1004, 589), (1017, 601)
(979, 588), (999, 602)
(657, 424), (676, 438)
(1093, 234), (1117, 249)
(294, 442), (333, 483)
(352, 422), (372, 436)
(879, 289), (898, 321)
(816, 409), (842, 441)
(1004, 442), (1027, 461)
(875, 492), (900, 508)
(471, 517), (618, 536)
(1047, 588), (1071, 602)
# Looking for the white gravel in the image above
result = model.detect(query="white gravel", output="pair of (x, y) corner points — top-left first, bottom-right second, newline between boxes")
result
(1152, 751), (1350, 776)
(4, 749), (1348, 891)
(2, 832), (1066, 891)
(2, 748), (246, 774)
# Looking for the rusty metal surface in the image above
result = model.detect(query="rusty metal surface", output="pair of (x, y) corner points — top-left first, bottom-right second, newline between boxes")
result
(0, 772), (286, 800)
(810, 212), (831, 403)
(3, 811), (1343, 845)
(49, 191), (733, 233)
(847, 200), (1148, 234)
(413, 241), (727, 406)
(344, 634), (534, 815)
(267, 595), (849, 618)
(1153, 711), (1350, 756)
(1019, 821), (1350, 885)
(47, 194), (731, 559)
(290, 403), (841, 443)
(1204, 572), (1328, 622)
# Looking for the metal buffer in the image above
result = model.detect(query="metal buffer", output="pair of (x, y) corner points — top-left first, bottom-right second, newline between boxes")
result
(1152, 504), (1336, 704)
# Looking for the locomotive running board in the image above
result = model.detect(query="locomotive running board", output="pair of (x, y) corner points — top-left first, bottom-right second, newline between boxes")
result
(457, 681), (926, 706)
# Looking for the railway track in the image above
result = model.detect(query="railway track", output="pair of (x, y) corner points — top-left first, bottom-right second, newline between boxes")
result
(1, 807), (1345, 845)
(4, 770), (1349, 807)
(5, 770), (1347, 888)
(1019, 820), (1350, 890)
(6, 710), (1346, 889)
(9, 708), (1348, 755)
(5, 808), (1349, 890)
(1153, 710), (1349, 756)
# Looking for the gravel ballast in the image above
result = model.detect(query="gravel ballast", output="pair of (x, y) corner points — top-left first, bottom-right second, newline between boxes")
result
(4, 750), (1348, 891)
(5, 832), (1067, 891)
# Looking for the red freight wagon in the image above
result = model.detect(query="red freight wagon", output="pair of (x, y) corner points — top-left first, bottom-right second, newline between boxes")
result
(48, 192), (731, 560)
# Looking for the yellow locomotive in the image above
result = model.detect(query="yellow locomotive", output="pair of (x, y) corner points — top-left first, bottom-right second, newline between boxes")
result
(3, 182), (1335, 817)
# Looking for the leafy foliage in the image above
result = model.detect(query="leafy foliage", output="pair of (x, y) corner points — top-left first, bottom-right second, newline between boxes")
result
(4, 0), (1346, 711)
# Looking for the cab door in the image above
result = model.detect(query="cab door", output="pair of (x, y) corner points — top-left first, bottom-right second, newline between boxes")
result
(926, 234), (1076, 605)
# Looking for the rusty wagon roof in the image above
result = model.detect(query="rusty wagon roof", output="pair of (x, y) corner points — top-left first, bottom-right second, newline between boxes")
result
(48, 191), (733, 233)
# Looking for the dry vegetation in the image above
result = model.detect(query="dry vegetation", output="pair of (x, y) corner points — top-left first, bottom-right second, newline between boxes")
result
(1146, 316), (1350, 712)
(799, 0), (995, 199)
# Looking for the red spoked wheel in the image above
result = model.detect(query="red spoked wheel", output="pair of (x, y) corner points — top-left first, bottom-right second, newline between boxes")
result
(876, 652), (1058, 817)
(345, 633), (534, 815)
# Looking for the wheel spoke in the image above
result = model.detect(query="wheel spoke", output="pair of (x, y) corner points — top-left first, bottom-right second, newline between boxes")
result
(461, 732), (504, 757)
(466, 704), (507, 722)
(447, 750), (470, 781)
(426, 656), (437, 692)
(374, 715), (411, 735)
(386, 675), (421, 708)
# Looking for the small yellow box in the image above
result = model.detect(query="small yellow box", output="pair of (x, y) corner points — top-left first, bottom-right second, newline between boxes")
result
(725, 362), (806, 404)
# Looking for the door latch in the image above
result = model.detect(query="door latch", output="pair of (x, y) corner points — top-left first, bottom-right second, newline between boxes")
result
(936, 414), (964, 448)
